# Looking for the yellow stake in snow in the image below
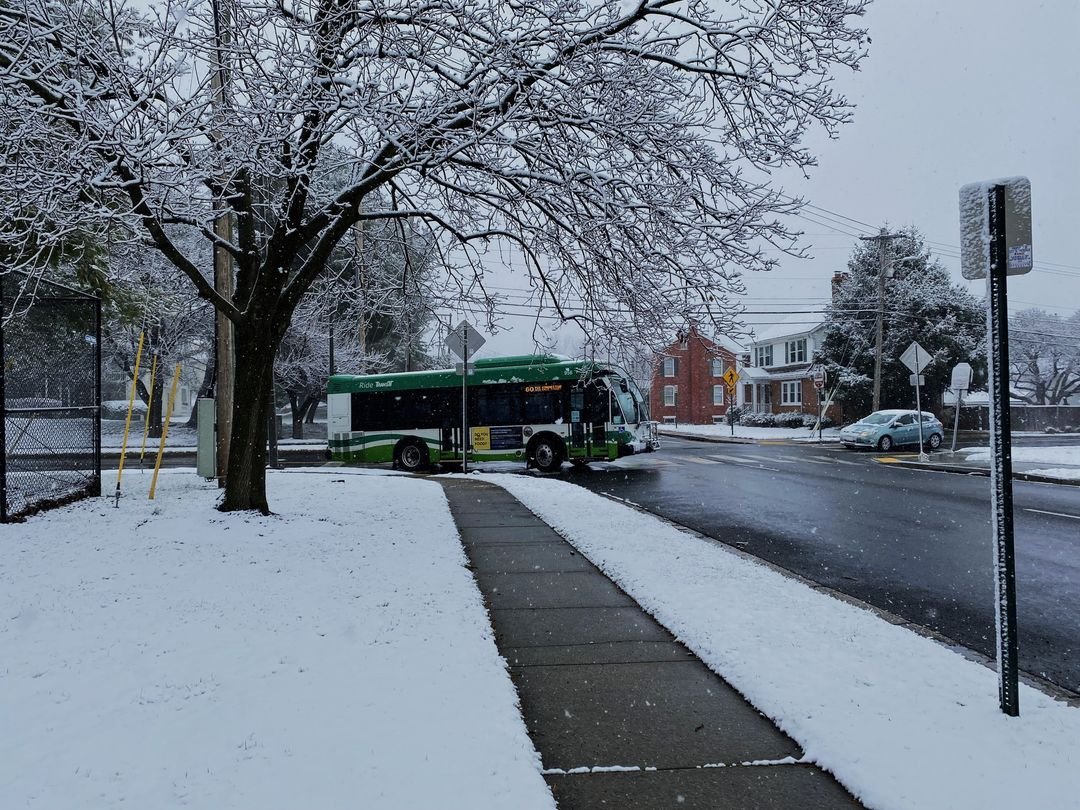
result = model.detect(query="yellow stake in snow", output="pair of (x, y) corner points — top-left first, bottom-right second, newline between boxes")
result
(115, 331), (145, 506)
(139, 353), (159, 465)
(149, 363), (182, 500)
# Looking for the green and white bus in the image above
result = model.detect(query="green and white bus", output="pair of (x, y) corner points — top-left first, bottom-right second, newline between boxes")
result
(327, 354), (659, 473)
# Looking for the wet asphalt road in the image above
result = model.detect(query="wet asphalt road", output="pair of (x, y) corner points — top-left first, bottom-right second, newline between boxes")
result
(554, 437), (1080, 695)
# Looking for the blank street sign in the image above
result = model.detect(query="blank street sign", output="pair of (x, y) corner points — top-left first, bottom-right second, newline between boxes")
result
(444, 321), (486, 361)
(900, 341), (931, 374)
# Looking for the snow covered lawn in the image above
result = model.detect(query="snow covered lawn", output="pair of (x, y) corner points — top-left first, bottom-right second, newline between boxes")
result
(957, 445), (1080, 480)
(488, 474), (1080, 810)
(1, 470), (553, 810)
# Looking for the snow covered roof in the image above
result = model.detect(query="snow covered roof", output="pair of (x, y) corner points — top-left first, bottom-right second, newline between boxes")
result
(748, 310), (825, 345)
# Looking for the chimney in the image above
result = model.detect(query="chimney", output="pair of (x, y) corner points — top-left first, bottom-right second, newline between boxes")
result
(831, 271), (849, 301)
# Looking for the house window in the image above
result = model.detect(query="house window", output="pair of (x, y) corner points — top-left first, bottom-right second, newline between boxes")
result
(663, 357), (678, 377)
(663, 385), (677, 407)
(712, 385), (725, 406)
(785, 339), (807, 364)
(710, 358), (724, 377)
(754, 345), (773, 367)
(781, 381), (802, 405)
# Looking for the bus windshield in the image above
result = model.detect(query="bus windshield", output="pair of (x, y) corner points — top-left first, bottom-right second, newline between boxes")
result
(610, 377), (638, 424)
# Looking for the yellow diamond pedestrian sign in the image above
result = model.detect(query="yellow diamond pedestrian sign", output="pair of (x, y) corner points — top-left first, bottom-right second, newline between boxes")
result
(722, 368), (740, 389)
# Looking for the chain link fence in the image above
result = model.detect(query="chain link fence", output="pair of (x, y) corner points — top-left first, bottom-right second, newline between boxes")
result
(2, 273), (101, 522)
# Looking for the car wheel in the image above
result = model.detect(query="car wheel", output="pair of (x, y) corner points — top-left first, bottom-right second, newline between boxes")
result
(530, 435), (565, 474)
(394, 439), (430, 472)
(877, 435), (893, 452)
(926, 433), (942, 451)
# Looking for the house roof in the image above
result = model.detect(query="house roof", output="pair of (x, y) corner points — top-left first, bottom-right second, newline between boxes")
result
(749, 311), (825, 345)
(657, 326), (744, 357)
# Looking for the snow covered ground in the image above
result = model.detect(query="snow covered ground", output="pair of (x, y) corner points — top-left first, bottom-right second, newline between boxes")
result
(4, 466), (1079, 809)
(957, 445), (1080, 480)
(1, 470), (553, 810)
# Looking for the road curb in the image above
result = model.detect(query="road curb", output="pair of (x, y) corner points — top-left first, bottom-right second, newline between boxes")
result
(881, 459), (1080, 487)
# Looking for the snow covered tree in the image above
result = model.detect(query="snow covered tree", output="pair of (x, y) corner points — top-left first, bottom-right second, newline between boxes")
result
(1009, 308), (1080, 405)
(274, 214), (439, 437)
(818, 227), (985, 415)
(0, 0), (869, 512)
(101, 235), (215, 434)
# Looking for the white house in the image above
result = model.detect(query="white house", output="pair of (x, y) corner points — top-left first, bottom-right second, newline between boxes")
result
(742, 311), (837, 418)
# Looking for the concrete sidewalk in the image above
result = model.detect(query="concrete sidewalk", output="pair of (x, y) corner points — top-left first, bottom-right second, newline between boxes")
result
(439, 478), (863, 810)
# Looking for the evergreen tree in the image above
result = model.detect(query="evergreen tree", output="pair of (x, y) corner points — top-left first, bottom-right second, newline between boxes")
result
(818, 227), (985, 415)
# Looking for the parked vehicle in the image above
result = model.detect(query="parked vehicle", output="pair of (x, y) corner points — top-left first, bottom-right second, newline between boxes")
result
(839, 409), (944, 452)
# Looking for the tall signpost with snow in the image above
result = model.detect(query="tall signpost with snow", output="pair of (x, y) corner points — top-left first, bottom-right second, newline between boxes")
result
(959, 177), (1033, 717)
(444, 321), (485, 474)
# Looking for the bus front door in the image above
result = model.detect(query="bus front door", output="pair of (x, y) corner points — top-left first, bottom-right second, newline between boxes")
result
(570, 385), (610, 459)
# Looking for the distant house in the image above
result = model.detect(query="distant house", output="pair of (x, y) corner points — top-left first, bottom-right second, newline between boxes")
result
(650, 326), (744, 424)
(742, 311), (842, 422)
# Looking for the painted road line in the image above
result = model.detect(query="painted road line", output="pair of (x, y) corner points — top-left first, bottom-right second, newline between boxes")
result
(1024, 508), (1080, 521)
(813, 455), (859, 465)
(738, 454), (796, 464)
(874, 457), (899, 464)
(682, 456), (724, 464)
(706, 455), (780, 472)
(796, 457), (831, 465)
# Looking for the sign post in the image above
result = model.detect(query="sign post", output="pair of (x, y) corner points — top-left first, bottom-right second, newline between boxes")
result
(812, 367), (826, 442)
(722, 368), (740, 437)
(950, 362), (973, 453)
(900, 341), (931, 461)
(444, 321), (486, 473)
(960, 176), (1032, 717)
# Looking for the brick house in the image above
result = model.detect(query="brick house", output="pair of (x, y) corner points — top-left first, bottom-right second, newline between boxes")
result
(741, 311), (843, 423)
(649, 326), (743, 424)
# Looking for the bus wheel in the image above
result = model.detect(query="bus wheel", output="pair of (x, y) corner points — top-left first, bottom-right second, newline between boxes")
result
(394, 439), (430, 472)
(529, 435), (564, 474)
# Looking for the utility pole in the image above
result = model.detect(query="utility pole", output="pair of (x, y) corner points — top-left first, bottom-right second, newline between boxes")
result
(860, 229), (902, 412)
(211, 0), (234, 486)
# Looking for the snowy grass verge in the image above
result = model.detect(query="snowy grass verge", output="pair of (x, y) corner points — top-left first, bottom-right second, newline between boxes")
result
(1, 470), (553, 810)
(484, 474), (1080, 810)
(957, 445), (1080, 468)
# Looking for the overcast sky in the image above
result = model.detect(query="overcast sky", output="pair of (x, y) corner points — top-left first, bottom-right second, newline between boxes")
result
(462, 0), (1080, 358)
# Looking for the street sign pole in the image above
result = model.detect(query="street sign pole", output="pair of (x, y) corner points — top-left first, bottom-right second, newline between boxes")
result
(461, 326), (469, 474)
(988, 184), (1019, 717)
(911, 346), (927, 461)
(444, 321), (486, 475)
(728, 386), (735, 437)
(951, 389), (964, 453)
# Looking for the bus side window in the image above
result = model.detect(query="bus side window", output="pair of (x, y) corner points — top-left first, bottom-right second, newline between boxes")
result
(525, 389), (562, 424)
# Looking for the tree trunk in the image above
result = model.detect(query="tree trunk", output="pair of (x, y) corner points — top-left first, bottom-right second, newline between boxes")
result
(186, 351), (216, 428)
(302, 394), (320, 424)
(220, 319), (277, 513)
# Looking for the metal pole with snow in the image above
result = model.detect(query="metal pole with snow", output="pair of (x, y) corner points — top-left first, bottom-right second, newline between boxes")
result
(959, 176), (1033, 717)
